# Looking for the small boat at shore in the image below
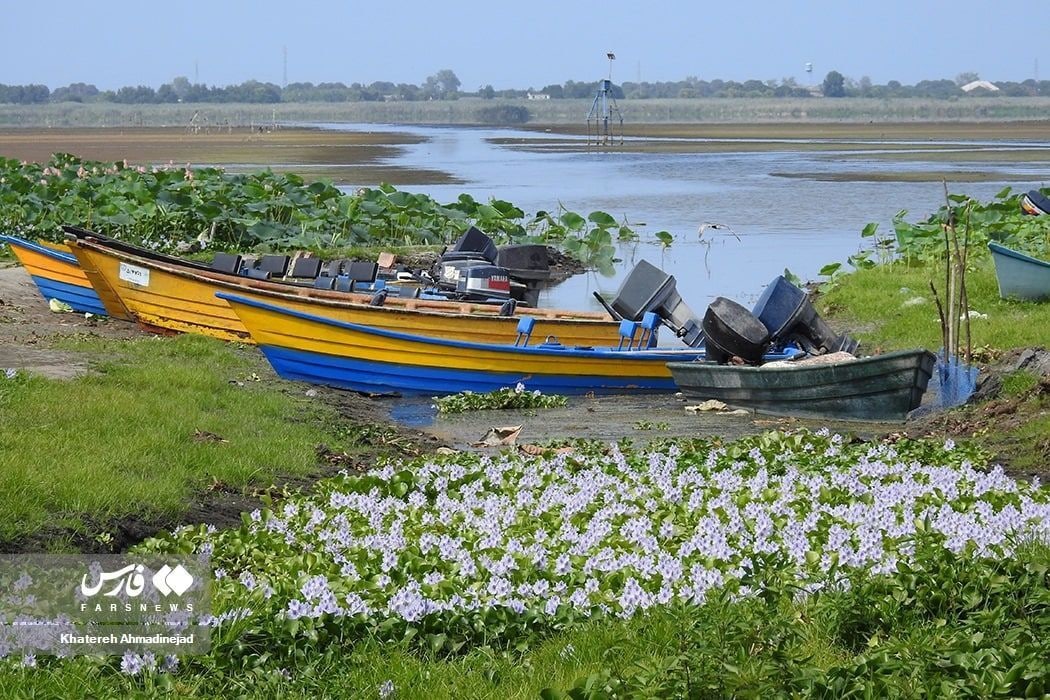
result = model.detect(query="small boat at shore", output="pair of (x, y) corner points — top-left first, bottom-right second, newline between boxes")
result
(218, 292), (715, 396)
(666, 349), (936, 421)
(988, 241), (1050, 301)
(0, 235), (108, 316)
(63, 231), (624, 346)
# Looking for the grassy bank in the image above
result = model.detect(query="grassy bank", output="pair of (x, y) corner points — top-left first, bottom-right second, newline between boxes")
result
(817, 260), (1050, 352)
(0, 334), (351, 549)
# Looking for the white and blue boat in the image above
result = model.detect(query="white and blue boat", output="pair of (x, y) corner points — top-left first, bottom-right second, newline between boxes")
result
(988, 242), (1050, 301)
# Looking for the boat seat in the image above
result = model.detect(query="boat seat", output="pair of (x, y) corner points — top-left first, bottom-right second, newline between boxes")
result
(313, 276), (336, 290)
(617, 319), (639, 350)
(637, 312), (661, 349)
(345, 261), (378, 283)
(210, 253), (242, 274)
(320, 260), (343, 277)
(289, 257), (322, 279)
(245, 268), (271, 280)
(393, 285), (420, 299)
(335, 275), (353, 293)
(515, 316), (536, 347)
(258, 254), (290, 277)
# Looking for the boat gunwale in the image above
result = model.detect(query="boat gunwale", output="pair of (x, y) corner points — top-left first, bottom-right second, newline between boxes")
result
(1, 234), (79, 264)
(666, 348), (936, 376)
(219, 291), (708, 361)
(988, 241), (1050, 269)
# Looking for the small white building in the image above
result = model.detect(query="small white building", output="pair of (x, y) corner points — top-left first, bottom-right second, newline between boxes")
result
(526, 92), (551, 100)
(961, 80), (1000, 93)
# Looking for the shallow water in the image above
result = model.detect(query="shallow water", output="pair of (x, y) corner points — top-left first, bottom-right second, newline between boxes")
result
(319, 122), (1032, 330)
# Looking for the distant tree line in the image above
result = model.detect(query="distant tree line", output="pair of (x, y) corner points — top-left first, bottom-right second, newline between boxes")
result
(1, 69), (1047, 105)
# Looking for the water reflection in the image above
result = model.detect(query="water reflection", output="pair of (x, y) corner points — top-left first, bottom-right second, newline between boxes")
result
(318, 123), (1027, 321)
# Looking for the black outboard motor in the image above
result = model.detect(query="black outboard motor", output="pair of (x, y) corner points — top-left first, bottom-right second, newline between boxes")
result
(607, 260), (705, 346)
(441, 226), (499, 264)
(497, 244), (551, 308)
(456, 265), (512, 300)
(436, 226), (503, 291)
(702, 297), (771, 365)
(751, 276), (859, 355)
(496, 244), (549, 279)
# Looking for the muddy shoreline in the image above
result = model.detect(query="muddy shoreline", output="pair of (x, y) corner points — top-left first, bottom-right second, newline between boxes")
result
(3, 122), (1048, 190)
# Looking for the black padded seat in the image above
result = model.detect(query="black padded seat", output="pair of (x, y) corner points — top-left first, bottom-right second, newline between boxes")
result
(210, 253), (242, 274)
(290, 257), (322, 279)
(258, 255), (290, 277)
(345, 261), (378, 283)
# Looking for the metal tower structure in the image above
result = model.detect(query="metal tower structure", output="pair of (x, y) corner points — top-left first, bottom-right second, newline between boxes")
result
(586, 52), (624, 147)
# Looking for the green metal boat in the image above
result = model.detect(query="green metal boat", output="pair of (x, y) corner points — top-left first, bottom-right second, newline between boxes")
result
(667, 349), (937, 421)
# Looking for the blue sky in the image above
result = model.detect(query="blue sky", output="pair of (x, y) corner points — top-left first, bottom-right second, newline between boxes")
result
(4, 1), (1043, 90)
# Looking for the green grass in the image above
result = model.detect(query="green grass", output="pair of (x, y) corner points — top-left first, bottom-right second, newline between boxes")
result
(817, 259), (1050, 352)
(0, 334), (344, 547)
(0, 613), (675, 699)
(1001, 370), (1041, 397)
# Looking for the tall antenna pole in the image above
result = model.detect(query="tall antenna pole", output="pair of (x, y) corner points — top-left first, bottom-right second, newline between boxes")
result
(586, 52), (624, 147)
(194, 60), (199, 84)
(283, 45), (288, 88)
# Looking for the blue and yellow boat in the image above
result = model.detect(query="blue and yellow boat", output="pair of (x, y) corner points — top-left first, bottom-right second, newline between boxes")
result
(0, 234), (109, 316)
(217, 292), (708, 396)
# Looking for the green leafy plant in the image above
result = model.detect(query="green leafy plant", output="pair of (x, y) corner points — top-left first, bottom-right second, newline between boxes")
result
(432, 384), (568, 413)
(0, 155), (638, 272)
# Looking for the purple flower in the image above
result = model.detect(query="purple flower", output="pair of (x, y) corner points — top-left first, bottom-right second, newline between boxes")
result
(120, 651), (143, 676)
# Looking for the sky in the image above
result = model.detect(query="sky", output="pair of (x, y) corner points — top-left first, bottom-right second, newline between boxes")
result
(3, 1), (1045, 91)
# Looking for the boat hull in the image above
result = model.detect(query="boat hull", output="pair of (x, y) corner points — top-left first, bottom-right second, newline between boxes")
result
(0, 235), (108, 316)
(666, 349), (936, 421)
(219, 293), (707, 396)
(989, 242), (1050, 301)
(66, 237), (622, 346)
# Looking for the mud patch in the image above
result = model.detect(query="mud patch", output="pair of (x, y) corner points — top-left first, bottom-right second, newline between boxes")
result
(399, 392), (905, 451)
(0, 266), (144, 379)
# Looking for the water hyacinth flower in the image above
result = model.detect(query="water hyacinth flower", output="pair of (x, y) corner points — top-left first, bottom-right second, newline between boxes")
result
(378, 679), (395, 699)
(120, 651), (143, 676)
(4, 369), (16, 380)
(153, 430), (1049, 655)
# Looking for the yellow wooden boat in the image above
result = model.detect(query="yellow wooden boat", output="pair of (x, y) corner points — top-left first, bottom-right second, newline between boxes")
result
(65, 234), (624, 346)
(218, 292), (704, 395)
(1, 235), (109, 316)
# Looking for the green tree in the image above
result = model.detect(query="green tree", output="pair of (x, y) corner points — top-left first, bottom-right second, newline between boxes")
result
(822, 70), (845, 97)
(479, 84), (495, 99)
(424, 69), (461, 99)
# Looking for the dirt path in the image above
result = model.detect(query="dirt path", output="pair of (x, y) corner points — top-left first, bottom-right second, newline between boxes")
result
(0, 265), (144, 378)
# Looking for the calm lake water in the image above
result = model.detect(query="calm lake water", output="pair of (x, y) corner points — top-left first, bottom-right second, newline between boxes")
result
(320, 122), (1039, 324)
